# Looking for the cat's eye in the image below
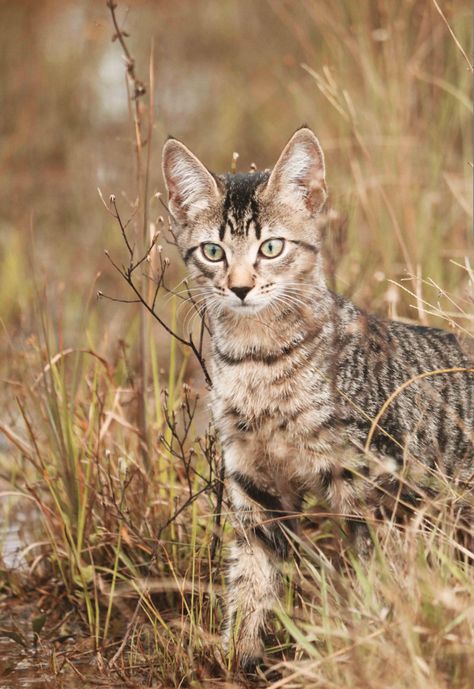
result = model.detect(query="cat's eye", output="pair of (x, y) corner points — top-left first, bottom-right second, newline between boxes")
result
(201, 242), (224, 262)
(259, 238), (284, 258)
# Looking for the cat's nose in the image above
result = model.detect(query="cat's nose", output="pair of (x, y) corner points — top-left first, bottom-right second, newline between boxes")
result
(230, 286), (252, 302)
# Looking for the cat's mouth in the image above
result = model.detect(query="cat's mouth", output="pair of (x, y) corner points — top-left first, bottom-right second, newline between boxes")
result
(226, 300), (268, 315)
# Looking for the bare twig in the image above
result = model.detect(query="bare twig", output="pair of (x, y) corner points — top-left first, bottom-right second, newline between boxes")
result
(102, 195), (213, 386)
(103, 1), (220, 566)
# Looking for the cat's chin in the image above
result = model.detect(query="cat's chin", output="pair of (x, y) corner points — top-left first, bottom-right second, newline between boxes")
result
(225, 302), (268, 316)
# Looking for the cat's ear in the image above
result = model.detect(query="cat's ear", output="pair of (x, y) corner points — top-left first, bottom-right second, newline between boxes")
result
(265, 127), (327, 215)
(162, 138), (221, 224)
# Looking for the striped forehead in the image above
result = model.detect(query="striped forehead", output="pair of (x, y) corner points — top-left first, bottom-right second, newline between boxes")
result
(219, 171), (269, 241)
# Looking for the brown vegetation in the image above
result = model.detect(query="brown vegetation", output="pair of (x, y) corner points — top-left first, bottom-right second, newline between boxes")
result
(0, 1), (472, 687)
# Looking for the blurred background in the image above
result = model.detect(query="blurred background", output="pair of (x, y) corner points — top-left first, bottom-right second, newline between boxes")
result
(1, 0), (472, 351)
(0, 0), (472, 496)
(0, 2), (472, 683)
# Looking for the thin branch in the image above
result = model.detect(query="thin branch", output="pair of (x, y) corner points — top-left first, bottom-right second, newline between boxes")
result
(97, 291), (141, 304)
(103, 0), (220, 559)
(106, 1), (148, 96)
(104, 190), (213, 387)
(109, 196), (134, 262)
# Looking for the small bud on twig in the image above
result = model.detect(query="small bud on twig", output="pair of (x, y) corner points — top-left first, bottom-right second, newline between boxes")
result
(231, 151), (239, 173)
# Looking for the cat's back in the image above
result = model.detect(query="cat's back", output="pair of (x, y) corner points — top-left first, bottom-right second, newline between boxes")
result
(334, 300), (474, 472)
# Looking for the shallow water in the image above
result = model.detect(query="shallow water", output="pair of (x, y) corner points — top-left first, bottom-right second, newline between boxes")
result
(0, 628), (127, 689)
(0, 612), (93, 689)
(0, 531), (126, 688)
(1, 525), (23, 570)
(0, 644), (83, 689)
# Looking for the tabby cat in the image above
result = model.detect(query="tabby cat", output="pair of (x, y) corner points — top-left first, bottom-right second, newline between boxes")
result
(162, 127), (473, 673)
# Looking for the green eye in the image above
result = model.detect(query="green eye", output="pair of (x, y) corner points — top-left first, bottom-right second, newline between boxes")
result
(259, 238), (284, 258)
(202, 243), (224, 262)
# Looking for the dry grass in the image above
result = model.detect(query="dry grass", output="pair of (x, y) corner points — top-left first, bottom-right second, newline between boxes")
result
(0, 1), (472, 687)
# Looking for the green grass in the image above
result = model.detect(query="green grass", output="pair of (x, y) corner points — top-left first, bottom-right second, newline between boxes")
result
(0, 0), (472, 686)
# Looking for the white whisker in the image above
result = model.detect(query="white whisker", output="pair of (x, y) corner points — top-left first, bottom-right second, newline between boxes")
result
(280, 292), (310, 309)
(183, 295), (214, 332)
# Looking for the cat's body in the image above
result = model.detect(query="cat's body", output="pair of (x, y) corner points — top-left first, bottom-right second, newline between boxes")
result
(213, 288), (473, 497)
(162, 128), (474, 672)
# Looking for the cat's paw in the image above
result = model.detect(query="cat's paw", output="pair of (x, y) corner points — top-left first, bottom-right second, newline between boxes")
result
(238, 655), (282, 683)
(240, 654), (263, 675)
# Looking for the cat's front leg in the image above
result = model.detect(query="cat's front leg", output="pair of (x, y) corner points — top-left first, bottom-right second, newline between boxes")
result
(223, 464), (297, 673)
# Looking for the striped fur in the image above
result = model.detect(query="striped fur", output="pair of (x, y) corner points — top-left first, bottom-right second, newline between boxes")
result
(162, 127), (474, 671)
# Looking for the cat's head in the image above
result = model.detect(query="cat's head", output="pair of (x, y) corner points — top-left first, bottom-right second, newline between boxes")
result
(162, 127), (327, 316)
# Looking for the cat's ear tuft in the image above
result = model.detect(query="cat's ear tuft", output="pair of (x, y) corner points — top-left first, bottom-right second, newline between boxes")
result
(162, 139), (221, 224)
(265, 128), (327, 215)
